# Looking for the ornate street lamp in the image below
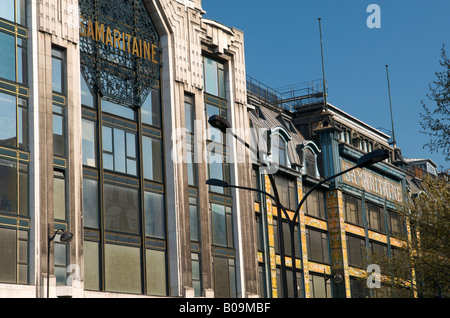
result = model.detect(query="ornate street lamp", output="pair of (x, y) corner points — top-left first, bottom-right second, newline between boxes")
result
(47, 226), (73, 298)
(208, 114), (390, 298)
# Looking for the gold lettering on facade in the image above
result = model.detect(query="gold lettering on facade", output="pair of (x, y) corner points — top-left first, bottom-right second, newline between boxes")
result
(341, 159), (403, 203)
(79, 16), (159, 65)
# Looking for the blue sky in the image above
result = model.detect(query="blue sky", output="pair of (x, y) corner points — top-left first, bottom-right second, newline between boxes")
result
(202, 0), (450, 170)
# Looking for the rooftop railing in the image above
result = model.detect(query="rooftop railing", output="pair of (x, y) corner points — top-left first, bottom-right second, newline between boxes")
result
(246, 75), (327, 111)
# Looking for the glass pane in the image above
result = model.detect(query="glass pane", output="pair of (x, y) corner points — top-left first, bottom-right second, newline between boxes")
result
(53, 177), (66, 220)
(55, 266), (67, 286)
(18, 177), (29, 223)
(218, 67), (226, 99)
(189, 200), (199, 241)
(126, 133), (136, 158)
(19, 103), (28, 150)
(213, 256), (229, 298)
(0, 30), (15, 82)
(102, 126), (112, 152)
(18, 264), (27, 284)
(18, 238), (27, 263)
(185, 99), (194, 134)
(105, 244), (141, 294)
(54, 242), (67, 266)
(206, 104), (222, 142)
(204, 58), (218, 96)
(0, 1), (15, 22)
(0, 92), (17, 148)
(17, 0), (26, 25)
(103, 183), (139, 234)
(102, 154), (113, 171)
(52, 55), (63, 93)
(211, 204), (226, 246)
(113, 128), (126, 173)
(144, 191), (165, 238)
(142, 136), (163, 182)
(82, 119), (96, 167)
(17, 44), (27, 84)
(80, 73), (94, 107)
(53, 113), (65, 156)
(83, 178), (99, 228)
(141, 89), (161, 127)
(0, 227), (17, 283)
(83, 240), (100, 291)
(102, 99), (135, 120)
(146, 249), (167, 296)
(0, 159), (18, 214)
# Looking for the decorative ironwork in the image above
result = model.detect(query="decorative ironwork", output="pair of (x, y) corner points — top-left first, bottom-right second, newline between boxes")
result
(79, 0), (161, 108)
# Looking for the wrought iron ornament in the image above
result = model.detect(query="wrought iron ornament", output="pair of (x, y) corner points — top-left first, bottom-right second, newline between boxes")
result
(79, 0), (161, 108)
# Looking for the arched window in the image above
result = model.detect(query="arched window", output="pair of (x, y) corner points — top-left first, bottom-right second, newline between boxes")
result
(301, 141), (321, 179)
(270, 127), (291, 168)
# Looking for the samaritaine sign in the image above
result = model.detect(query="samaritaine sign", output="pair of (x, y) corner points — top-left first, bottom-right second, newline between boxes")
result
(341, 159), (403, 204)
(79, 0), (161, 108)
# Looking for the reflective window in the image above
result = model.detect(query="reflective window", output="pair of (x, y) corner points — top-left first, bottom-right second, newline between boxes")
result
(0, 92), (17, 148)
(211, 204), (233, 248)
(102, 99), (135, 120)
(189, 197), (199, 242)
(0, 159), (18, 215)
(105, 244), (141, 294)
(53, 172), (66, 221)
(102, 125), (137, 176)
(83, 241), (100, 291)
(309, 273), (332, 298)
(204, 57), (226, 99)
(80, 73), (94, 108)
(306, 228), (330, 264)
(191, 253), (202, 297)
(367, 202), (384, 233)
(53, 104), (65, 157)
(344, 194), (363, 226)
(103, 183), (140, 234)
(0, 227), (17, 283)
(0, 32), (15, 82)
(213, 256), (236, 298)
(0, 0), (26, 25)
(146, 249), (167, 296)
(144, 191), (165, 239)
(141, 89), (161, 127)
(304, 186), (326, 219)
(0, 1), (15, 23)
(142, 135), (162, 182)
(346, 234), (367, 268)
(82, 119), (96, 167)
(83, 178), (99, 229)
(52, 48), (64, 93)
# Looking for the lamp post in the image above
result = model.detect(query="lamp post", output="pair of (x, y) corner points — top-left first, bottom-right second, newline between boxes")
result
(47, 225), (73, 298)
(207, 114), (390, 298)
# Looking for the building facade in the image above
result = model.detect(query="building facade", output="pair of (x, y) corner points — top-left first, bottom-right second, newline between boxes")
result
(0, 0), (419, 298)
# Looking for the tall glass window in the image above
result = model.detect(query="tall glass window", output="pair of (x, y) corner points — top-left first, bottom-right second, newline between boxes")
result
(142, 135), (163, 182)
(367, 202), (385, 233)
(344, 194), (363, 226)
(203, 57), (226, 99)
(53, 103), (65, 157)
(0, 32), (16, 82)
(102, 125), (137, 176)
(52, 48), (64, 94)
(141, 89), (161, 127)
(0, 0), (26, 25)
(306, 228), (330, 264)
(304, 186), (326, 220)
(346, 234), (367, 268)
